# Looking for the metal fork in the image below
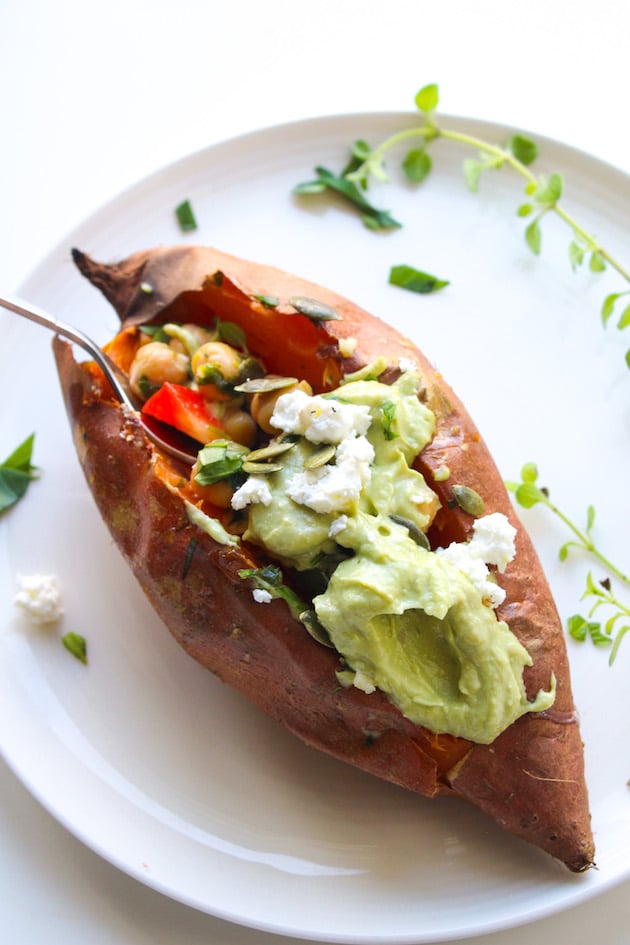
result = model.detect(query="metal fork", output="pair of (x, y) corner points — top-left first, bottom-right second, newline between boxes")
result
(1, 294), (197, 465)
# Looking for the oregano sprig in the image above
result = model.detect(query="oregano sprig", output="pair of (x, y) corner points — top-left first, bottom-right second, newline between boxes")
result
(507, 463), (630, 663)
(294, 83), (630, 367)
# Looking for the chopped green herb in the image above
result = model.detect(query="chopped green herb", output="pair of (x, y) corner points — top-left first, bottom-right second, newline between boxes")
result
(194, 440), (249, 487)
(0, 433), (38, 514)
(238, 564), (305, 620)
(216, 320), (247, 349)
(389, 265), (449, 295)
(137, 374), (160, 400)
(139, 324), (170, 343)
(62, 631), (88, 665)
(175, 199), (198, 232)
(294, 165), (401, 231)
(182, 537), (198, 579)
(381, 400), (397, 440)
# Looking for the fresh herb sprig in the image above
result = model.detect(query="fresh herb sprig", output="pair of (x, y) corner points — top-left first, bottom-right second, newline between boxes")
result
(0, 433), (38, 513)
(507, 463), (630, 663)
(295, 83), (630, 366)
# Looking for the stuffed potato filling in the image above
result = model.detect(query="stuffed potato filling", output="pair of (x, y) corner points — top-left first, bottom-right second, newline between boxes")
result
(123, 318), (555, 744)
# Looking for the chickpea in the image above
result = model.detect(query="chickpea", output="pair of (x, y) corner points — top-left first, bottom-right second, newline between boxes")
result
(222, 408), (258, 448)
(129, 342), (190, 400)
(192, 342), (244, 402)
(250, 380), (313, 434)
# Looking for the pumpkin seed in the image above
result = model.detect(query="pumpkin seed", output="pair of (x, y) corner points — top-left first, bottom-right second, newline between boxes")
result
(246, 440), (295, 462)
(304, 443), (336, 469)
(452, 484), (485, 517)
(389, 514), (431, 550)
(299, 610), (334, 648)
(288, 295), (341, 322)
(241, 461), (284, 475)
(233, 375), (298, 394)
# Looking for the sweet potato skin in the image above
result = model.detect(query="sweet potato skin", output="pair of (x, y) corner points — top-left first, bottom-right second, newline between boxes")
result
(57, 245), (594, 871)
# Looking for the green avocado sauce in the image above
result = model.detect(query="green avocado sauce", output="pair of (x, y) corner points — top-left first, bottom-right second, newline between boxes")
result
(242, 369), (555, 744)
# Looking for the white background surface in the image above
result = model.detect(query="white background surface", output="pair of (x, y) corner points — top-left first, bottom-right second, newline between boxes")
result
(1, 1), (629, 944)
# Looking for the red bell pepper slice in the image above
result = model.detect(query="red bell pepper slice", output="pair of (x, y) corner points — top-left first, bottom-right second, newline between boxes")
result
(142, 383), (224, 445)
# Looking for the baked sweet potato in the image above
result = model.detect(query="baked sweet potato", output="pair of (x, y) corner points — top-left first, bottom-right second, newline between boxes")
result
(53, 244), (594, 872)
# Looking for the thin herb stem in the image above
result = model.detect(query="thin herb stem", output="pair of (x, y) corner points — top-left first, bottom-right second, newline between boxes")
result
(366, 119), (630, 287)
(542, 494), (630, 588)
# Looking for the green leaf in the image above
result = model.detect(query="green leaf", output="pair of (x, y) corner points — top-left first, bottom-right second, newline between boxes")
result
(532, 173), (563, 205)
(0, 434), (38, 513)
(520, 462), (539, 484)
(587, 621), (613, 647)
(402, 148), (432, 184)
(388, 264), (449, 295)
(351, 139), (371, 161)
(293, 180), (327, 195)
(216, 320), (247, 349)
(507, 134), (539, 166)
(3, 433), (36, 473)
(569, 240), (585, 271)
(617, 303), (630, 330)
(525, 218), (542, 255)
(340, 139), (372, 183)
(381, 400), (398, 440)
(414, 83), (439, 114)
(238, 565), (305, 621)
(559, 542), (571, 561)
(517, 203), (533, 218)
(589, 251), (606, 273)
(586, 504), (596, 532)
(194, 440), (248, 487)
(62, 632), (88, 664)
(296, 165), (402, 230)
(548, 172), (564, 201)
(601, 292), (622, 326)
(567, 614), (588, 641)
(175, 199), (198, 232)
(625, 348), (630, 369)
(463, 159), (483, 193)
(514, 481), (544, 508)
(610, 625), (630, 664)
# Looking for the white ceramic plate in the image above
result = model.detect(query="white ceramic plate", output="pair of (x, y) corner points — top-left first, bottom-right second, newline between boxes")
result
(1, 113), (629, 944)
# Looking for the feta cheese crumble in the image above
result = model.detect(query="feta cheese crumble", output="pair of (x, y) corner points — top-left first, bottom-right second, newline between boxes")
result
(271, 389), (371, 444)
(328, 514), (349, 538)
(252, 588), (273, 604)
(437, 512), (517, 608)
(231, 475), (273, 510)
(285, 435), (375, 514)
(14, 573), (63, 625)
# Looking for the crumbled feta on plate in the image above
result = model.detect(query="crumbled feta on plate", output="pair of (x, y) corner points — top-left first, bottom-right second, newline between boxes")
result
(14, 573), (63, 625)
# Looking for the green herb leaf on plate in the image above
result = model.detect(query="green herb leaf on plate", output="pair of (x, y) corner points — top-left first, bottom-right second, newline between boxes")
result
(0, 433), (38, 513)
(389, 264), (449, 294)
(175, 199), (198, 232)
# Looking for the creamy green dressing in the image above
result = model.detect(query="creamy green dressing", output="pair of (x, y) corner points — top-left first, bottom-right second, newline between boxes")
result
(242, 371), (555, 743)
